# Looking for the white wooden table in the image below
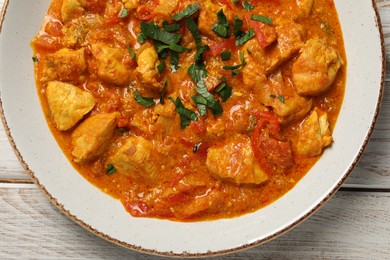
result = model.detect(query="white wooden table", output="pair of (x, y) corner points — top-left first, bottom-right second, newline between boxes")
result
(1, 0), (389, 259)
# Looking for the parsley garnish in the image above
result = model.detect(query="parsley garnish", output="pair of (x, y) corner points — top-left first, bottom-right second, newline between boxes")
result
(106, 164), (117, 175)
(138, 21), (181, 45)
(233, 16), (244, 38)
(169, 97), (198, 129)
(188, 62), (208, 83)
(221, 50), (232, 60)
(162, 21), (181, 32)
(172, 3), (200, 21)
(160, 81), (168, 104)
(127, 46), (136, 60)
(215, 80), (232, 102)
(251, 14), (273, 25)
(223, 51), (246, 76)
(212, 9), (230, 38)
(32, 57), (39, 62)
(170, 52), (180, 72)
(243, 0), (254, 11)
(134, 91), (156, 107)
(236, 28), (255, 46)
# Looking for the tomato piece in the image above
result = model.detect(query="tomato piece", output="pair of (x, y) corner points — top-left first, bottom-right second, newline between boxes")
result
(122, 200), (152, 217)
(32, 34), (62, 52)
(251, 111), (293, 174)
(245, 14), (277, 48)
(205, 38), (236, 56)
(45, 20), (63, 37)
(137, 0), (159, 21)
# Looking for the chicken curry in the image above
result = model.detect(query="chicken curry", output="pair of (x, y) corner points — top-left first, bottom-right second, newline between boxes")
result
(31, 0), (346, 221)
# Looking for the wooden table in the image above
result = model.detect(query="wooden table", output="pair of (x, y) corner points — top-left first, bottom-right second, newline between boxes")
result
(1, 1), (389, 259)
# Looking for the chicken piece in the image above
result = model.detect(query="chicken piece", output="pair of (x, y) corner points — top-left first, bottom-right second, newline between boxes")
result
(266, 19), (305, 74)
(46, 81), (95, 131)
(255, 71), (312, 123)
(61, 0), (84, 22)
(296, 108), (333, 156)
(122, 0), (140, 10)
(155, 0), (179, 19)
(62, 14), (103, 48)
(198, 1), (232, 39)
(71, 112), (119, 163)
(206, 135), (269, 185)
(135, 42), (161, 91)
(91, 43), (131, 85)
(152, 102), (180, 137)
(41, 48), (87, 83)
(107, 136), (158, 180)
(292, 38), (343, 96)
(296, 0), (314, 19)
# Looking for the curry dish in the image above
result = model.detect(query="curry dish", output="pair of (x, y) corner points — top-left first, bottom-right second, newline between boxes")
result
(31, 0), (346, 221)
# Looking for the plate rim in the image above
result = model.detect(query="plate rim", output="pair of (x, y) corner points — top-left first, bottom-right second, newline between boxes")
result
(0, 0), (386, 257)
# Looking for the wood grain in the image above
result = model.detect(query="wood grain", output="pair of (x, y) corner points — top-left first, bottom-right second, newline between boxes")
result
(0, 185), (389, 259)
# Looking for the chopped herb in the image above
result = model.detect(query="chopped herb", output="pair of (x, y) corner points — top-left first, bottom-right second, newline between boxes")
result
(170, 52), (179, 72)
(160, 81), (168, 104)
(212, 9), (230, 38)
(221, 50), (231, 60)
(162, 21), (181, 32)
(106, 164), (117, 175)
(169, 97), (198, 129)
(223, 51), (246, 76)
(139, 21), (181, 45)
(215, 80), (232, 101)
(192, 81), (223, 117)
(192, 95), (208, 116)
(157, 43), (191, 53)
(127, 46), (136, 60)
(32, 57), (38, 62)
(134, 91), (156, 107)
(188, 62), (208, 83)
(232, 0), (239, 3)
(236, 28), (255, 46)
(194, 45), (210, 61)
(233, 16), (244, 38)
(251, 14), (273, 25)
(243, 0), (254, 11)
(118, 8), (128, 18)
(172, 3), (200, 21)
(157, 59), (166, 72)
(270, 94), (285, 104)
(185, 17), (201, 47)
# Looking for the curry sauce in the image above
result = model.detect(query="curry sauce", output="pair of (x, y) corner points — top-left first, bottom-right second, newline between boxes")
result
(31, 0), (346, 221)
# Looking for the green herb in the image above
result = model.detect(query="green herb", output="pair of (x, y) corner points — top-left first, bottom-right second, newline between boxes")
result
(127, 46), (136, 60)
(157, 59), (166, 72)
(269, 94), (285, 104)
(188, 62), (208, 83)
(186, 17), (201, 47)
(236, 28), (255, 46)
(215, 80), (232, 102)
(162, 21), (181, 32)
(138, 21), (181, 45)
(192, 81), (223, 117)
(172, 3), (200, 21)
(118, 8), (128, 18)
(251, 14), (273, 25)
(134, 91), (156, 107)
(157, 43), (190, 53)
(106, 164), (117, 175)
(194, 45), (210, 61)
(170, 52), (179, 72)
(233, 16), (244, 38)
(223, 51), (246, 76)
(232, 0), (239, 3)
(212, 9), (230, 38)
(32, 57), (38, 62)
(221, 50), (231, 60)
(243, 0), (254, 11)
(169, 97), (198, 128)
(160, 81), (168, 104)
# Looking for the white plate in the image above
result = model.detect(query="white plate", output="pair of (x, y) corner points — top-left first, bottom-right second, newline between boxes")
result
(0, 0), (385, 256)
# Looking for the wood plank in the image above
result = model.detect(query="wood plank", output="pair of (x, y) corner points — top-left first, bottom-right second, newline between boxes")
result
(0, 184), (389, 259)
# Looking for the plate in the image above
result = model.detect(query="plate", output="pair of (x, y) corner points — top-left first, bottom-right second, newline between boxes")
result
(0, 0), (385, 256)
